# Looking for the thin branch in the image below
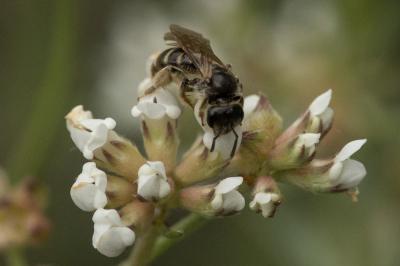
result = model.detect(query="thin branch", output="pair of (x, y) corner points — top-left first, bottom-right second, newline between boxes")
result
(150, 214), (208, 261)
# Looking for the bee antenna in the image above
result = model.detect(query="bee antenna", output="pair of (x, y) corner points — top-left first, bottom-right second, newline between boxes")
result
(210, 132), (221, 152)
(230, 127), (239, 158)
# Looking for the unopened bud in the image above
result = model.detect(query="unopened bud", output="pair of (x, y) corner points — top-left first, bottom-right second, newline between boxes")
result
(269, 133), (320, 170)
(249, 176), (282, 218)
(225, 94), (282, 177)
(174, 137), (228, 186)
(106, 175), (135, 209)
(118, 199), (155, 233)
(180, 177), (245, 216)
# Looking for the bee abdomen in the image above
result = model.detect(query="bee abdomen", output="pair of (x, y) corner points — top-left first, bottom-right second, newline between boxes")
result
(151, 48), (197, 76)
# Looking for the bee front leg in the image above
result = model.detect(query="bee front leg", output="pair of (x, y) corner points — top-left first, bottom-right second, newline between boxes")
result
(141, 66), (181, 97)
(180, 78), (196, 108)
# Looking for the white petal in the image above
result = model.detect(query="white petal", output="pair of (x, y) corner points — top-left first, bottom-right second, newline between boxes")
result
(70, 181), (98, 211)
(337, 159), (366, 189)
(133, 102), (166, 119)
(158, 179), (171, 199)
(328, 162), (344, 182)
(66, 105), (93, 123)
(254, 192), (273, 205)
(203, 126), (242, 159)
(94, 227), (135, 257)
(309, 89), (332, 116)
(92, 208), (123, 226)
(221, 190), (245, 212)
(215, 176), (243, 194)
(297, 133), (320, 148)
(335, 139), (367, 162)
(70, 163), (107, 211)
(260, 202), (275, 218)
(66, 110), (116, 160)
(210, 194), (223, 210)
(319, 107), (334, 130)
(249, 192), (277, 218)
(137, 175), (160, 200)
(243, 95), (260, 118)
(165, 105), (181, 119)
(145, 161), (167, 178)
(132, 89), (181, 120)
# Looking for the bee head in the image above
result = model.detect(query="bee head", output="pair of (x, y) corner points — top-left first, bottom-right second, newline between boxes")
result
(206, 104), (244, 135)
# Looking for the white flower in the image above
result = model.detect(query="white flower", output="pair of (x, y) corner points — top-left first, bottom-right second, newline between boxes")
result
(66, 105), (116, 159)
(92, 208), (135, 257)
(294, 133), (321, 157)
(70, 162), (107, 212)
(328, 139), (367, 190)
(202, 126), (243, 159)
(243, 94), (261, 120)
(211, 176), (245, 214)
(131, 83), (181, 120)
(137, 161), (171, 201)
(249, 192), (280, 218)
(308, 89), (334, 133)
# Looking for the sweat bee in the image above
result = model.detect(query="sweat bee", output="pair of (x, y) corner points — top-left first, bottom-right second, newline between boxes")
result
(145, 24), (244, 157)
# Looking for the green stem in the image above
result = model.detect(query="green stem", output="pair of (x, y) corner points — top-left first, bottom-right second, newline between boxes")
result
(120, 225), (161, 266)
(150, 214), (208, 261)
(6, 0), (75, 183)
(5, 248), (27, 266)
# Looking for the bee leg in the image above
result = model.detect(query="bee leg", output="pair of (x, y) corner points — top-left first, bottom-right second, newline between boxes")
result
(152, 66), (175, 88)
(180, 78), (195, 108)
(198, 98), (207, 127)
(230, 127), (239, 158)
(142, 66), (181, 98)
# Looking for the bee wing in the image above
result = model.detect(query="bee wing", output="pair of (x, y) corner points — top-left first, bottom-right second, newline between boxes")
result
(164, 24), (224, 78)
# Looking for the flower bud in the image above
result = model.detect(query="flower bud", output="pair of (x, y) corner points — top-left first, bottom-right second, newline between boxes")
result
(275, 90), (333, 147)
(70, 162), (107, 212)
(180, 177), (245, 216)
(225, 94), (282, 177)
(94, 132), (147, 182)
(132, 82), (181, 172)
(249, 176), (282, 218)
(92, 208), (135, 257)
(137, 161), (171, 202)
(174, 137), (228, 186)
(269, 133), (320, 170)
(105, 175), (135, 209)
(276, 139), (367, 194)
(118, 199), (155, 233)
(0, 176), (51, 250)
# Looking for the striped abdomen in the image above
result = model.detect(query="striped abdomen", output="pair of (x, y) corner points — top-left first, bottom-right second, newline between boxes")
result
(150, 47), (198, 77)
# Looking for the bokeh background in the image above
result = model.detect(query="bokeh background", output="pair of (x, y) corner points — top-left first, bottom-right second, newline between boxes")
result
(1, 0), (399, 265)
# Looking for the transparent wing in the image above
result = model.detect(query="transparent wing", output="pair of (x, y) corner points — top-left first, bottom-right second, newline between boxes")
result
(164, 24), (224, 78)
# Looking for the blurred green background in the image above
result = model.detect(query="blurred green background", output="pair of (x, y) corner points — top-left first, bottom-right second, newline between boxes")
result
(1, 0), (399, 265)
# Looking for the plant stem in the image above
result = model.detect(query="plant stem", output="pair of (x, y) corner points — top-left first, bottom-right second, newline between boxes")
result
(150, 213), (208, 261)
(6, 0), (75, 183)
(5, 248), (27, 266)
(120, 225), (160, 266)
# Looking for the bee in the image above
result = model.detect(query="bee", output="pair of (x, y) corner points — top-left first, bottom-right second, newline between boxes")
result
(146, 24), (244, 157)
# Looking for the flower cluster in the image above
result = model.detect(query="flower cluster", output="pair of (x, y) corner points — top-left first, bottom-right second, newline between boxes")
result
(0, 170), (50, 250)
(67, 80), (366, 257)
